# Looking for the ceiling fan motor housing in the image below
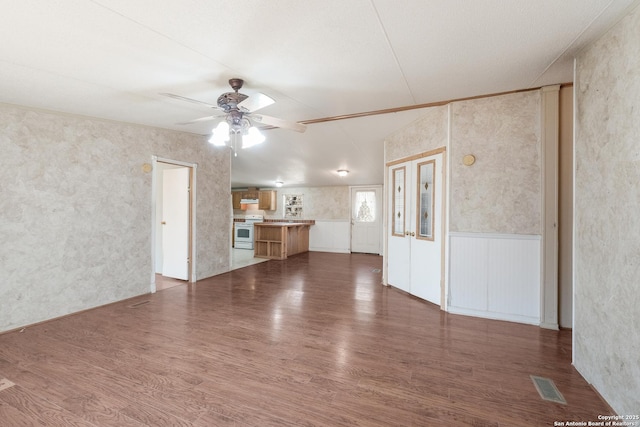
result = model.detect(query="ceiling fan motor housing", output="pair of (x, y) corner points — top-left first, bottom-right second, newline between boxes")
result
(217, 92), (249, 112)
(217, 78), (247, 111)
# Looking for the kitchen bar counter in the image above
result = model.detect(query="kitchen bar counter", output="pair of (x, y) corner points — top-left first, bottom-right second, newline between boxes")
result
(253, 222), (312, 260)
(256, 222), (309, 227)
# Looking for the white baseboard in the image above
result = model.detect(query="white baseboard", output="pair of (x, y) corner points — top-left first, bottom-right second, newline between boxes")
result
(448, 305), (540, 326)
(539, 322), (559, 330)
(309, 248), (350, 254)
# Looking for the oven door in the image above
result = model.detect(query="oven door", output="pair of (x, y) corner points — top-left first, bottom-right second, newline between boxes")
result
(234, 224), (254, 249)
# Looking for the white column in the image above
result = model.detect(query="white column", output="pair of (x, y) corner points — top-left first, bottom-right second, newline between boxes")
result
(540, 85), (560, 330)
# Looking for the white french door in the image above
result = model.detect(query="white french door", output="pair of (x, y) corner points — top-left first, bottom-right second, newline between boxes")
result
(387, 150), (444, 306)
(388, 165), (411, 292)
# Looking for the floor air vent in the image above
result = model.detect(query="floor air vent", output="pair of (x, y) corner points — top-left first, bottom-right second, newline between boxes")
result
(530, 375), (567, 404)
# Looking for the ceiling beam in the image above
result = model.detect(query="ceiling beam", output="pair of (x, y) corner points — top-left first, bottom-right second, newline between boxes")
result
(299, 83), (573, 126)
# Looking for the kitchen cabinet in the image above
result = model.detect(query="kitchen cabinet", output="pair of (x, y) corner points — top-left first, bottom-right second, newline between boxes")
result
(232, 189), (276, 210)
(232, 191), (243, 210)
(243, 190), (259, 199)
(258, 190), (277, 210)
(254, 222), (310, 260)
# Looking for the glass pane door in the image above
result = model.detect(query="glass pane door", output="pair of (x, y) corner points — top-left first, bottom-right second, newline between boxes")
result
(392, 166), (406, 236)
(416, 160), (434, 240)
(354, 190), (376, 222)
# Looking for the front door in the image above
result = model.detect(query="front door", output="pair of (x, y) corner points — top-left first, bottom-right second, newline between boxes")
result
(351, 186), (382, 254)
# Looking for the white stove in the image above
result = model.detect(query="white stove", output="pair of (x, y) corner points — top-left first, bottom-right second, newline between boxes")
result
(234, 214), (263, 250)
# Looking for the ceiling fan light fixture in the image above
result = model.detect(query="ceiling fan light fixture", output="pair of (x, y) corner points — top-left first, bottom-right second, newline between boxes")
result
(242, 126), (265, 149)
(209, 121), (230, 146)
(169, 78), (305, 154)
(337, 169), (349, 177)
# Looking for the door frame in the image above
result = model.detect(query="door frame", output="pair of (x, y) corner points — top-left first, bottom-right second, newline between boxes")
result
(349, 185), (383, 255)
(150, 156), (197, 292)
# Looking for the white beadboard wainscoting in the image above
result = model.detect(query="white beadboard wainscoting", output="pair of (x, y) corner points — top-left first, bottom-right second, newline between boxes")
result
(448, 232), (541, 325)
(309, 220), (351, 253)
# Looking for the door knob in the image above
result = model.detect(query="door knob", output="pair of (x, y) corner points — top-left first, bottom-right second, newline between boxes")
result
(411, 232), (415, 237)
(161, 221), (166, 225)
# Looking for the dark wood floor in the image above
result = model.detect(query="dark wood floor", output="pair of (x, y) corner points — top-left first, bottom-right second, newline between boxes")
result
(155, 274), (187, 291)
(0, 252), (611, 426)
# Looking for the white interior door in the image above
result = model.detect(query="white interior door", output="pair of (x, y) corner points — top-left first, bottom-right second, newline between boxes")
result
(387, 165), (411, 293)
(387, 151), (445, 305)
(351, 186), (382, 254)
(410, 155), (443, 305)
(162, 167), (190, 280)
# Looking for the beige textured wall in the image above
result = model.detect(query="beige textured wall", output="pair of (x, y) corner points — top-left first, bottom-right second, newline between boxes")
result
(574, 5), (640, 415)
(450, 91), (541, 234)
(267, 186), (350, 220)
(385, 106), (448, 162)
(385, 92), (542, 236)
(0, 104), (231, 332)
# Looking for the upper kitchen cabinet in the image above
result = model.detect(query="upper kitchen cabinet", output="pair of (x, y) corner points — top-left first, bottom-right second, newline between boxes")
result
(243, 189), (259, 200)
(232, 189), (277, 210)
(259, 190), (277, 211)
(232, 191), (243, 210)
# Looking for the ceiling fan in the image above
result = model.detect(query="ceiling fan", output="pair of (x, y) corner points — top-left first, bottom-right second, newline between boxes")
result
(161, 78), (306, 152)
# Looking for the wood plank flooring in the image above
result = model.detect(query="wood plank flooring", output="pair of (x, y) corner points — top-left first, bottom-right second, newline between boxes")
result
(0, 252), (611, 426)
(155, 274), (187, 291)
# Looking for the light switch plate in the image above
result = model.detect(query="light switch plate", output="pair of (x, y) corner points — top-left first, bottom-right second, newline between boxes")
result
(0, 378), (15, 392)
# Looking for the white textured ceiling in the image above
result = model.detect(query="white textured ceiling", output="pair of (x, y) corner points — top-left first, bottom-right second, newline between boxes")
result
(1, 0), (637, 188)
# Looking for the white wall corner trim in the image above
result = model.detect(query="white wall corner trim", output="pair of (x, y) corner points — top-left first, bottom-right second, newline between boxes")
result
(540, 85), (560, 330)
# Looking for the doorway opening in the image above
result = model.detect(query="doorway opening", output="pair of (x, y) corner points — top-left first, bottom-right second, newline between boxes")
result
(151, 157), (196, 292)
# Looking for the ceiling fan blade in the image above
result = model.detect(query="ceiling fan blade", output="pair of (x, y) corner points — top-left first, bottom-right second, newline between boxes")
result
(176, 115), (224, 125)
(238, 92), (275, 113)
(250, 114), (306, 133)
(160, 92), (220, 110)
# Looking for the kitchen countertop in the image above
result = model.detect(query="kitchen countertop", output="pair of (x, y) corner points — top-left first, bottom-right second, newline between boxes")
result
(254, 222), (311, 227)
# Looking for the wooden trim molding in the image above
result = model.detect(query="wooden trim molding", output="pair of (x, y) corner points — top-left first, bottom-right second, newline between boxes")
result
(299, 84), (572, 127)
(386, 147), (446, 167)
